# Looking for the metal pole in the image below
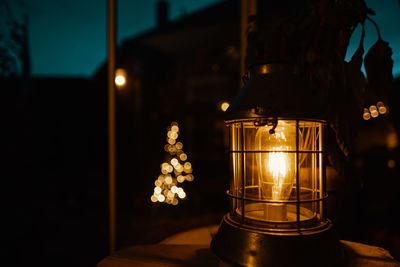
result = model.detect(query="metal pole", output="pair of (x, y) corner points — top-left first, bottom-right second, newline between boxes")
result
(108, 0), (116, 254)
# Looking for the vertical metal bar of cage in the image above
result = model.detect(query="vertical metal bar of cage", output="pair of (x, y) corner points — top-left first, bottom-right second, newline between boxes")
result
(322, 124), (327, 220)
(240, 122), (245, 224)
(312, 125), (316, 215)
(318, 124), (323, 219)
(296, 120), (300, 231)
(230, 125), (236, 217)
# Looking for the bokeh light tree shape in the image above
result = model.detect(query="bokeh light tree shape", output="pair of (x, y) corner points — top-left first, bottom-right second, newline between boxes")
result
(151, 122), (194, 205)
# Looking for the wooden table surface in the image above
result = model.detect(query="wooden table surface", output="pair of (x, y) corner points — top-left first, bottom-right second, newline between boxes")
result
(97, 225), (400, 266)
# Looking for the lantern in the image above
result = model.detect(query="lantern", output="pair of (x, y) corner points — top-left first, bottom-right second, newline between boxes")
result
(211, 64), (343, 266)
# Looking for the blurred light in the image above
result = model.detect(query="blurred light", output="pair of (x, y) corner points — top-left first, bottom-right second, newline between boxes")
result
(151, 195), (158, 202)
(171, 185), (178, 193)
(166, 165), (173, 173)
(371, 110), (379, 118)
(178, 191), (186, 199)
(176, 142), (183, 150)
(369, 105), (377, 113)
(115, 68), (127, 88)
(171, 125), (179, 132)
(171, 158), (178, 166)
(168, 138), (176, 145)
(184, 162), (192, 169)
(388, 159), (396, 168)
(172, 198), (179, 205)
(165, 176), (173, 184)
(363, 112), (371, 120)
(167, 191), (175, 199)
(157, 195), (165, 202)
(379, 106), (387, 114)
(154, 187), (162, 194)
(387, 131), (399, 150)
(175, 163), (183, 171)
(377, 101), (384, 108)
(171, 121), (178, 126)
(177, 175), (185, 183)
(220, 101), (230, 112)
(179, 153), (187, 161)
(154, 180), (162, 187)
(187, 174), (194, 181)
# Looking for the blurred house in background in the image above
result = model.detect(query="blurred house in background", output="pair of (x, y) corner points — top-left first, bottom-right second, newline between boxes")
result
(92, 0), (241, 248)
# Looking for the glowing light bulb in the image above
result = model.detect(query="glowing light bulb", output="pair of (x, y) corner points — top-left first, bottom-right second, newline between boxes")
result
(255, 121), (296, 221)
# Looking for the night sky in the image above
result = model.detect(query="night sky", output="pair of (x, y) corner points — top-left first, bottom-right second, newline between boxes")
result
(25, 0), (400, 77)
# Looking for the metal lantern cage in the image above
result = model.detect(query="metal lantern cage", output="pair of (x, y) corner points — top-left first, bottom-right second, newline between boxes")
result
(227, 118), (327, 232)
(211, 64), (343, 267)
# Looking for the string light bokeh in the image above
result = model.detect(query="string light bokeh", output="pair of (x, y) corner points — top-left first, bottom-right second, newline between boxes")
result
(151, 122), (194, 205)
(363, 101), (388, 120)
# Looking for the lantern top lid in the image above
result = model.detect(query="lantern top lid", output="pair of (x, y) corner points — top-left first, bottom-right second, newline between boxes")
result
(225, 63), (326, 122)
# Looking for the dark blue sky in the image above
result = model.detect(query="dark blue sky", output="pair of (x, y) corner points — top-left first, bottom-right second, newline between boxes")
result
(26, 0), (399, 77)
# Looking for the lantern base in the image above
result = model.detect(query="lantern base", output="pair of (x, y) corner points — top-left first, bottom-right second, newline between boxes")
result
(211, 214), (344, 267)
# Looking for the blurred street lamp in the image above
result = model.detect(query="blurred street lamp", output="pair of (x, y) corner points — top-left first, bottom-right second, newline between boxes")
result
(211, 63), (343, 266)
(115, 68), (127, 89)
(220, 101), (230, 112)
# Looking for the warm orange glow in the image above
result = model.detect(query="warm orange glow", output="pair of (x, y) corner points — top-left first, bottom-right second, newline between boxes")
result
(176, 142), (183, 150)
(157, 195), (165, 202)
(171, 158), (178, 166)
(154, 187), (162, 194)
(151, 121), (194, 205)
(179, 153), (187, 161)
(379, 106), (387, 114)
(165, 175), (173, 184)
(151, 195), (158, 202)
(371, 109), (379, 118)
(388, 159), (396, 168)
(115, 68), (127, 88)
(256, 122), (295, 201)
(369, 105), (377, 113)
(177, 175), (185, 183)
(171, 185), (178, 193)
(363, 112), (371, 120)
(220, 101), (230, 112)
